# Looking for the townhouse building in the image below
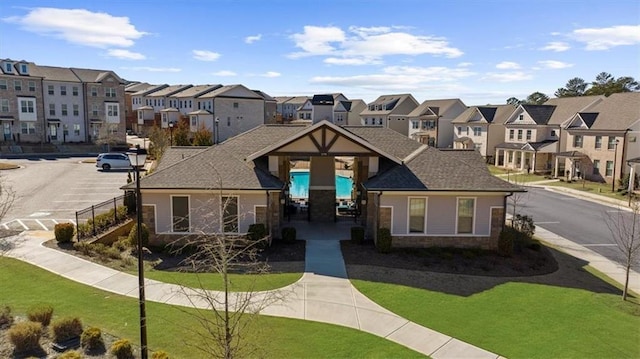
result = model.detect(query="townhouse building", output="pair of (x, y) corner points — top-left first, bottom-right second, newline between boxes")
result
(408, 98), (466, 147)
(359, 94), (419, 134)
(253, 90), (277, 124)
(559, 92), (640, 184)
(168, 84), (221, 116)
(276, 96), (310, 123)
(452, 104), (515, 162)
(344, 99), (366, 126)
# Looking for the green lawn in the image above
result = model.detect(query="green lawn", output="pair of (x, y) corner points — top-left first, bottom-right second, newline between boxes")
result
(137, 269), (302, 291)
(0, 257), (422, 358)
(546, 179), (633, 201)
(500, 172), (547, 183)
(351, 279), (640, 359)
(487, 165), (511, 175)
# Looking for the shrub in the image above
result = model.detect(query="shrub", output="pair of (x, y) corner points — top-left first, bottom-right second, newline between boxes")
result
(110, 338), (134, 359)
(113, 238), (130, 251)
(512, 214), (535, 238)
(76, 223), (92, 239)
(8, 321), (42, 353)
(281, 227), (296, 243)
(350, 226), (364, 244)
(498, 227), (516, 257)
(55, 223), (76, 243)
(59, 350), (84, 359)
(248, 223), (268, 242)
(27, 304), (54, 326)
(80, 326), (104, 351)
(0, 305), (14, 328)
(376, 228), (392, 253)
(152, 350), (170, 359)
(124, 191), (136, 215)
(127, 223), (150, 248)
(51, 317), (83, 342)
(73, 241), (93, 256)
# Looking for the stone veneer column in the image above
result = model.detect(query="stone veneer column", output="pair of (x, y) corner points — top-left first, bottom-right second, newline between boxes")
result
(309, 156), (336, 222)
(269, 191), (282, 239)
(364, 192), (377, 241)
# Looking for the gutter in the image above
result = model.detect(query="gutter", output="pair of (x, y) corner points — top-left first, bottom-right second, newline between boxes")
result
(503, 192), (514, 231)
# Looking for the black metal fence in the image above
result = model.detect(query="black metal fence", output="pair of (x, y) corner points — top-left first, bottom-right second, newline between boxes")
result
(75, 194), (133, 240)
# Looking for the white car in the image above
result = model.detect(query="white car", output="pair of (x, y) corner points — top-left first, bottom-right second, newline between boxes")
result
(96, 153), (130, 171)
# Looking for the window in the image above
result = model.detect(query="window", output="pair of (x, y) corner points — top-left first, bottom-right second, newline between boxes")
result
(428, 120), (436, 129)
(106, 103), (118, 116)
(518, 114), (524, 121)
(172, 196), (190, 232)
(517, 129), (523, 140)
(457, 127), (462, 135)
(0, 99), (8, 112)
(92, 104), (99, 116)
(457, 198), (475, 234)
(105, 88), (116, 98)
(409, 198), (426, 233)
(21, 122), (36, 134)
(551, 130), (557, 137)
(222, 196), (239, 232)
(73, 124), (80, 136)
(593, 160), (600, 175)
(573, 135), (583, 148)
(607, 136), (616, 150)
(49, 104), (56, 116)
(61, 104), (68, 116)
(73, 104), (79, 116)
(605, 160), (613, 176)
(299, 113), (304, 119)
(48, 85), (54, 95)
(233, 102), (239, 108)
(412, 120), (419, 129)
(72, 86), (79, 96)
(191, 116), (197, 127)
(0, 80), (6, 89)
(14, 80), (22, 91)
(91, 87), (97, 96)
(227, 117), (231, 126)
(4, 63), (12, 72)
(378, 118), (383, 125)
(595, 136), (602, 149)
(473, 127), (482, 136)
(20, 99), (34, 113)
(526, 130), (532, 141)
(28, 81), (35, 92)
(509, 129), (514, 140)
(20, 64), (27, 73)
(60, 86), (67, 96)
(465, 127), (469, 135)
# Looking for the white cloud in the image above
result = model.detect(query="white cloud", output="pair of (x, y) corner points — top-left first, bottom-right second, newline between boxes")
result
(571, 25), (640, 50)
(537, 60), (573, 69)
(540, 41), (570, 52)
(495, 61), (521, 70)
(245, 34), (262, 44)
(106, 49), (145, 60)
(457, 62), (473, 67)
(120, 66), (181, 72)
(288, 25), (462, 63)
(192, 50), (221, 61)
(211, 70), (237, 76)
(261, 71), (281, 78)
(3, 7), (146, 48)
(482, 71), (533, 82)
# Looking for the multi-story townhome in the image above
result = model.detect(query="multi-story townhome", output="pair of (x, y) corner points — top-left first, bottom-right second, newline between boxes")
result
(277, 96), (310, 123)
(452, 104), (515, 162)
(70, 67), (126, 143)
(125, 82), (153, 132)
(344, 99), (366, 126)
(0, 59), (45, 143)
(169, 84), (221, 116)
(253, 90), (277, 124)
(145, 84), (192, 113)
(559, 92), (640, 184)
(131, 84), (167, 111)
(495, 95), (604, 173)
(191, 84), (267, 143)
(29, 66), (85, 143)
(408, 98), (467, 147)
(359, 94), (419, 134)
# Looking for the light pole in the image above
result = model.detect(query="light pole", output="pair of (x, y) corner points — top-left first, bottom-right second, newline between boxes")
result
(169, 122), (174, 146)
(127, 144), (148, 359)
(612, 139), (619, 192)
(215, 117), (220, 144)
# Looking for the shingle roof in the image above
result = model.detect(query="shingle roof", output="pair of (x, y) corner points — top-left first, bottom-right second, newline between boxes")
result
(343, 126), (423, 160)
(29, 65), (80, 82)
(543, 95), (604, 125)
(170, 84), (221, 98)
(70, 68), (123, 83)
(155, 147), (209, 171)
(364, 148), (522, 191)
(587, 92), (640, 130)
(408, 98), (463, 118)
(147, 84), (192, 97)
(197, 84), (263, 99)
(360, 94), (417, 115)
(575, 112), (599, 128)
(521, 104), (556, 125)
(131, 84), (168, 96)
(312, 94), (334, 105)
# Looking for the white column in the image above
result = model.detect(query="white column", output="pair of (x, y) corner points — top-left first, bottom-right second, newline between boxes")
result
(532, 152), (537, 172)
(494, 149), (500, 166)
(554, 156), (559, 178)
(520, 151), (525, 170)
(629, 166), (636, 193)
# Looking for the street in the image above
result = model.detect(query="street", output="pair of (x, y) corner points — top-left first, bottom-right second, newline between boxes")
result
(511, 186), (638, 270)
(0, 157), (128, 231)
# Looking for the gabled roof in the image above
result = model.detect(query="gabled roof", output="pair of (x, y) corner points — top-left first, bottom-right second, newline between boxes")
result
(520, 105), (556, 125)
(188, 109), (212, 115)
(543, 95), (604, 125)
(70, 68), (124, 84)
(147, 84), (193, 98)
(452, 104), (515, 124)
(364, 148), (522, 191)
(344, 126), (424, 161)
(274, 96), (294, 104)
(253, 90), (276, 101)
(29, 65), (79, 82)
(131, 84), (169, 96)
(159, 107), (179, 112)
(125, 82), (151, 93)
(283, 96), (311, 105)
(170, 84), (221, 98)
(477, 107), (498, 122)
(197, 84), (263, 99)
(408, 98), (464, 118)
(586, 92), (640, 130)
(361, 94), (418, 115)
(566, 112), (599, 129)
(155, 146), (210, 171)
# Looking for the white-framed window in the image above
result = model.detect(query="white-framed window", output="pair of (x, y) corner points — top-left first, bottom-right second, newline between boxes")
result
(105, 88), (116, 98)
(412, 120), (419, 129)
(593, 160), (600, 175)
(605, 161), (614, 176)
(408, 197), (426, 233)
(73, 104), (79, 116)
(28, 81), (36, 92)
(607, 136), (616, 150)
(509, 129), (514, 140)
(473, 127), (482, 136)
(0, 99), (9, 112)
(21, 122), (36, 134)
(72, 86), (79, 96)
(61, 104), (68, 116)
(378, 118), (383, 125)
(60, 86), (67, 96)
(14, 80), (22, 91)
(518, 114), (524, 121)
(526, 130), (532, 141)
(106, 103), (118, 116)
(73, 124), (80, 136)
(20, 63), (28, 73)
(47, 85), (54, 95)
(20, 99), (34, 113)
(91, 87), (97, 97)
(92, 104), (99, 116)
(233, 102), (239, 108)
(49, 103), (56, 116)
(595, 136), (602, 149)
(456, 198), (475, 234)
(137, 111), (143, 120)
(4, 63), (12, 73)
(573, 135), (583, 148)
(171, 195), (190, 232)
(222, 196), (239, 233)
(0, 79), (6, 90)
(517, 129), (523, 140)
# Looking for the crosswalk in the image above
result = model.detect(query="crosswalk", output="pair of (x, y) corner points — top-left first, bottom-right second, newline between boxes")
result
(1, 218), (76, 232)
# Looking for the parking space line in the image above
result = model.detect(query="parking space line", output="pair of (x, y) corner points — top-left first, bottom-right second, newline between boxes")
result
(16, 219), (29, 230)
(51, 219), (59, 224)
(35, 219), (48, 230)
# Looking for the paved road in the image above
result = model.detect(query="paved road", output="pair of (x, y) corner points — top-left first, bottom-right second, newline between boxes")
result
(0, 157), (128, 231)
(511, 186), (638, 270)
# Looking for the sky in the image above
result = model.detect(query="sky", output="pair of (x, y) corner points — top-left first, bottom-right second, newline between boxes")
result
(1, 0), (639, 105)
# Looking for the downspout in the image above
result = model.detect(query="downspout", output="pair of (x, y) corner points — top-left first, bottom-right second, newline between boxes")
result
(620, 129), (630, 182)
(503, 192), (513, 230)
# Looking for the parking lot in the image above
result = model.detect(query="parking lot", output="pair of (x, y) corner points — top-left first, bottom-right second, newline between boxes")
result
(0, 157), (129, 231)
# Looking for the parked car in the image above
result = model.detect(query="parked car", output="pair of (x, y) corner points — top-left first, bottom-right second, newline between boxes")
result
(96, 153), (130, 171)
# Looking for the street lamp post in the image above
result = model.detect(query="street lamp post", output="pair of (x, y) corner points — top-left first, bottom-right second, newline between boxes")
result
(612, 139), (619, 193)
(169, 122), (174, 146)
(215, 117), (220, 144)
(127, 144), (148, 359)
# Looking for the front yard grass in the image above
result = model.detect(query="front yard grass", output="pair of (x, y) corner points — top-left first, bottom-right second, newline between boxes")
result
(0, 257), (422, 358)
(545, 178), (632, 201)
(351, 278), (640, 359)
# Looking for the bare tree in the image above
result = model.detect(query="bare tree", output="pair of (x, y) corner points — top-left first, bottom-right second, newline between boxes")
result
(605, 199), (640, 301)
(0, 174), (16, 255)
(94, 123), (123, 151)
(168, 190), (285, 358)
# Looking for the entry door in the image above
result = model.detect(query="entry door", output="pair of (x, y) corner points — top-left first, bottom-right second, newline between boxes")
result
(50, 124), (57, 140)
(3, 123), (10, 141)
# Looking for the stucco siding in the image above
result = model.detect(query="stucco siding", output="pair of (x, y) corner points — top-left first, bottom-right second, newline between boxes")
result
(426, 196), (456, 234)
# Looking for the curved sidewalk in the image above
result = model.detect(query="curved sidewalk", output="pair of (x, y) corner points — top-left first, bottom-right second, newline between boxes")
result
(4, 231), (501, 359)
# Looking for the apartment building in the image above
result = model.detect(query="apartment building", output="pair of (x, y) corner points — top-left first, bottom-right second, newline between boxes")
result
(408, 98), (466, 147)
(359, 94), (419, 134)
(0, 59), (44, 143)
(451, 104), (514, 161)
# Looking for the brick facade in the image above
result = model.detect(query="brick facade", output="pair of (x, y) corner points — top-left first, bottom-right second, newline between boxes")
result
(309, 189), (336, 222)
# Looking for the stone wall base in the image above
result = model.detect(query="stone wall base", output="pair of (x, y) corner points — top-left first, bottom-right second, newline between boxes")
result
(392, 235), (498, 251)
